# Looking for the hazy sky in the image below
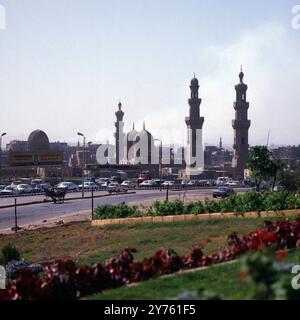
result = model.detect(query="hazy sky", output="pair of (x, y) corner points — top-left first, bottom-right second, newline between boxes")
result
(0, 0), (300, 148)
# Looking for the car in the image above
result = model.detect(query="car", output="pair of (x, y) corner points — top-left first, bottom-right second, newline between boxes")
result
(40, 183), (53, 191)
(0, 186), (18, 196)
(110, 176), (122, 184)
(226, 180), (240, 187)
(213, 187), (236, 198)
(181, 180), (188, 188)
(31, 186), (42, 193)
(107, 182), (128, 194)
(187, 180), (200, 186)
(79, 182), (99, 190)
(216, 177), (231, 186)
(139, 180), (159, 187)
(100, 181), (110, 188)
(96, 178), (110, 185)
(137, 171), (152, 184)
(162, 181), (175, 187)
(121, 180), (138, 189)
(56, 182), (79, 192)
(16, 184), (33, 194)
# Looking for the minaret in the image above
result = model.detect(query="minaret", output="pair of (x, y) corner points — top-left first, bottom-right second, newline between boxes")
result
(115, 101), (124, 164)
(219, 137), (223, 149)
(185, 75), (205, 176)
(232, 67), (251, 178)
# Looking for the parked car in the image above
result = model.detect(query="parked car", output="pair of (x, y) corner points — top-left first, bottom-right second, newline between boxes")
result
(137, 171), (152, 184)
(0, 186), (18, 196)
(79, 182), (99, 190)
(107, 182), (128, 194)
(226, 180), (240, 187)
(213, 187), (236, 198)
(40, 183), (53, 191)
(181, 180), (189, 188)
(187, 180), (199, 186)
(139, 180), (159, 187)
(121, 180), (138, 189)
(100, 181), (110, 188)
(216, 177), (230, 186)
(162, 181), (175, 187)
(56, 182), (79, 192)
(16, 184), (33, 194)
(96, 178), (110, 186)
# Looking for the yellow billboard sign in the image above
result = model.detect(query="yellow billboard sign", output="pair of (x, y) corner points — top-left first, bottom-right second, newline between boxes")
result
(9, 151), (63, 166)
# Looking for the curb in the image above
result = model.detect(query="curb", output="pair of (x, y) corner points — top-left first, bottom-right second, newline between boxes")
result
(91, 209), (300, 227)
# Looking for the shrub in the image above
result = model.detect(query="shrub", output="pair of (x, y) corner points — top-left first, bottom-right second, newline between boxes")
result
(152, 200), (185, 216)
(241, 191), (265, 213)
(0, 244), (21, 265)
(94, 204), (141, 220)
(203, 198), (221, 213)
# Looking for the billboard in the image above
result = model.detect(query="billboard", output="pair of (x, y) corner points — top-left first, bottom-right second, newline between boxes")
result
(9, 151), (63, 166)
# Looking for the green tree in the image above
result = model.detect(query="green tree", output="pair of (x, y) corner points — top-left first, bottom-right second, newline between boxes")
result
(279, 170), (300, 191)
(247, 146), (273, 191)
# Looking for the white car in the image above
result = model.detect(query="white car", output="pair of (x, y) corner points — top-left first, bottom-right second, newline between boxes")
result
(107, 182), (128, 193)
(162, 181), (175, 187)
(226, 181), (239, 187)
(121, 180), (137, 189)
(16, 184), (33, 194)
(139, 180), (159, 187)
(56, 182), (79, 191)
(0, 186), (18, 196)
(79, 182), (99, 190)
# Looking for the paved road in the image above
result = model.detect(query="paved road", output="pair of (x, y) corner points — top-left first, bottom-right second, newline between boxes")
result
(0, 188), (247, 231)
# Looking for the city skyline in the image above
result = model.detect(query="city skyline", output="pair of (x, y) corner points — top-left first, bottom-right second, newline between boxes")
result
(1, 0), (300, 146)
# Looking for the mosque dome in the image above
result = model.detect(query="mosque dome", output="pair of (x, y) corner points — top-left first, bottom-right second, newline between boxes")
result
(27, 130), (50, 152)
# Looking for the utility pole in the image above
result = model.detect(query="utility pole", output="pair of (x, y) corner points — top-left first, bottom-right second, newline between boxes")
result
(77, 132), (86, 198)
(0, 133), (7, 185)
(155, 139), (163, 192)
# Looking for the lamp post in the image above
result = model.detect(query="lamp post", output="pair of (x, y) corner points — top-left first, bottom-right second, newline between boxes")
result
(0, 132), (7, 185)
(77, 132), (86, 198)
(155, 139), (162, 192)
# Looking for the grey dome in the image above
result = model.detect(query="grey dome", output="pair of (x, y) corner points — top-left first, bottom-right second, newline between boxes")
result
(27, 130), (50, 152)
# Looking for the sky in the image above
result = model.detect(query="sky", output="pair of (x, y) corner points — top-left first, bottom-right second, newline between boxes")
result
(0, 0), (300, 148)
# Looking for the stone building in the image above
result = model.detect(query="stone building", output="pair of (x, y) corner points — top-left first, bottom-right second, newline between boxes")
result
(185, 76), (205, 178)
(232, 68), (251, 179)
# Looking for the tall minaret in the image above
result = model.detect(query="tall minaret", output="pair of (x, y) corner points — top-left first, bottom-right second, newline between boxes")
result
(185, 75), (205, 176)
(232, 67), (251, 178)
(115, 101), (124, 164)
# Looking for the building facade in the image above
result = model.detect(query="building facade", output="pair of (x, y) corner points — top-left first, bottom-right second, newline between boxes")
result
(185, 76), (205, 178)
(232, 69), (251, 178)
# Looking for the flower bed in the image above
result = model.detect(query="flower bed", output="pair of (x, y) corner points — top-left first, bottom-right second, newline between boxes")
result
(1, 217), (300, 300)
(93, 191), (300, 220)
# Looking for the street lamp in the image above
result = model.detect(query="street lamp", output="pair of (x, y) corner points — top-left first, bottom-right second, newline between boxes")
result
(0, 132), (7, 185)
(77, 132), (86, 198)
(155, 139), (162, 192)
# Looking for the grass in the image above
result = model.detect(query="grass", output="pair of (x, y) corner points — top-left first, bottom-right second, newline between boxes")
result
(0, 214), (297, 265)
(86, 249), (300, 300)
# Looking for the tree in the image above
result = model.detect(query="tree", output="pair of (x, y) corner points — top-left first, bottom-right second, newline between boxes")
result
(269, 159), (285, 190)
(279, 170), (300, 191)
(247, 146), (281, 191)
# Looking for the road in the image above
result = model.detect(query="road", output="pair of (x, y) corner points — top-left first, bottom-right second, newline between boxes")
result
(0, 188), (247, 231)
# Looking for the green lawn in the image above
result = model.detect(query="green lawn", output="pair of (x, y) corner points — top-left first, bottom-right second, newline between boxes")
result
(86, 249), (300, 300)
(1, 215), (298, 266)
